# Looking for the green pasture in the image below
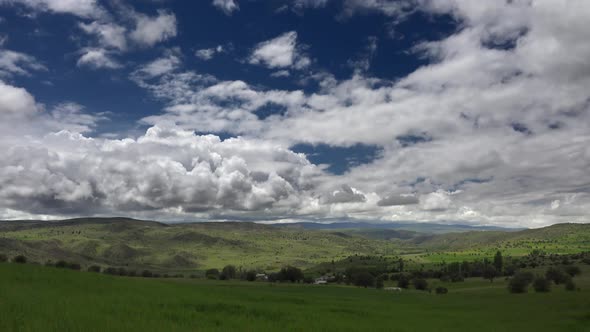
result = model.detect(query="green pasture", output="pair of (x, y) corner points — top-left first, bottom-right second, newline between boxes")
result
(1, 263), (589, 332)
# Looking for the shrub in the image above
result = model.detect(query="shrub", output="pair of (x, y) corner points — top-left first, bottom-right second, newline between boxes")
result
(55, 260), (68, 268)
(88, 265), (101, 273)
(117, 268), (127, 276)
(0, 254), (7, 262)
(13, 255), (27, 264)
(450, 273), (465, 282)
(397, 274), (410, 289)
(545, 267), (568, 284)
(564, 266), (581, 277)
(104, 267), (118, 275)
(68, 263), (81, 271)
(503, 264), (517, 276)
(278, 266), (304, 283)
(205, 268), (220, 280)
(533, 277), (551, 292)
(128, 270), (137, 277)
(221, 265), (237, 280)
(565, 279), (576, 291)
(520, 271), (535, 284)
(353, 272), (375, 288)
(508, 272), (533, 293)
(246, 270), (257, 282)
(413, 278), (428, 291)
(483, 265), (498, 282)
(267, 272), (279, 282)
(141, 270), (153, 278)
(435, 287), (448, 294)
(375, 275), (385, 289)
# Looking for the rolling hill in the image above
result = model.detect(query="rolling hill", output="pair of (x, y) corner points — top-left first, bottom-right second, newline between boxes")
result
(0, 218), (588, 273)
(0, 218), (400, 273)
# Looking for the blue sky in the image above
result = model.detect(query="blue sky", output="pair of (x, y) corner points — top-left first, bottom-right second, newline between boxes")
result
(0, 0), (589, 227)
(0, 0), (455, 135)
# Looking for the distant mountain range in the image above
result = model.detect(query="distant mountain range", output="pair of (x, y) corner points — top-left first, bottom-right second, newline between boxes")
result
(271, 221), (524, 234)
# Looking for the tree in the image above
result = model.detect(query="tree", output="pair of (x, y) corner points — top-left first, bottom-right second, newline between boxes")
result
(375, 275), (385, 289)
(141, 270), (153, 278)
(246, 270), (257, 282)
(503, 264), (517, 276)
(564, 266), (581, 277)
(493, 251), (503, 273)
(398, 258), (404, 272)
(205, 268), (220, 280)
(353, 272), (375, 288)
(413, 278), (428, 291)
(69, 263), (81, 271)
(533, 277), (551, 292)
(508, 272), (533, 293)
(12, 255), (27, 264)
(435, 287), (448, 294)
(483, 265), (498, 283)
(88, 265), (101, 273)
(55, 260), (68, 268)
(397, 274), (410, 289)
(545, 267), (568, 284)
(221, 265), (237, 280)
(279, 266), (304, 283)
(565, 279), (576, 291)
(0, 254), (7, 262)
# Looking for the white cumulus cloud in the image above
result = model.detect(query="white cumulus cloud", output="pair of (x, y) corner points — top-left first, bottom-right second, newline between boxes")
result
(249, 31), (310, 70)
(212, 0), (239, 15)
(130, 10), (177, 47)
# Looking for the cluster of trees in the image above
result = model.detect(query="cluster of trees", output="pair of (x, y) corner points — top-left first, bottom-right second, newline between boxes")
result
(2, 250), (587, 295)
(205, 265), (305, 283)
(46, 260), (81, 270)
(342, 268), (433, 292)
(1, 254), (307, 283)
(508, 266), (581, 293)
(0, 254), (28, 264)
(310, 250), (588, 293)
(434, 251), (512, 282)
(205, 265), (246, 280)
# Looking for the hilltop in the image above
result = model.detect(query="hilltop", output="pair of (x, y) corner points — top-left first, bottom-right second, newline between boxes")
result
(0, 218), (399, 273)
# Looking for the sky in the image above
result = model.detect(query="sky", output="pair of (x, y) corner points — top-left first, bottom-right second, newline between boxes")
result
(0, 0), (589, 227)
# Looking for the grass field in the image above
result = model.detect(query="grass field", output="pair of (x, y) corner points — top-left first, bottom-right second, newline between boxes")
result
(1, 263), (589, 332)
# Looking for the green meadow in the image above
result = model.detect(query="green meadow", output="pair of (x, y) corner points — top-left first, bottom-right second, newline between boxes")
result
(1, 262), (589, 332)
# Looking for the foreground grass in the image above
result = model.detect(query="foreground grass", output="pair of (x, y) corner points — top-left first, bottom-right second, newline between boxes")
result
(1, 263), (589, 331)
